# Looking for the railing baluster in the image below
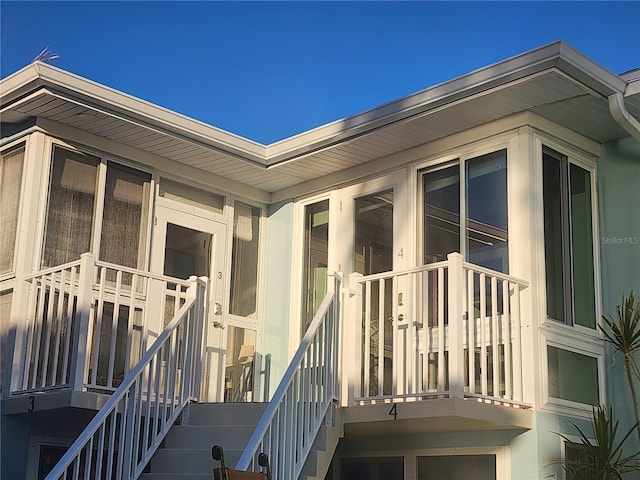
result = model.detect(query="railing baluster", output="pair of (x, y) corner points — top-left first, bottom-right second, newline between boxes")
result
(30, 275), (47, 389)
(479, 272), (487, 397)
(437, 267), (445, 391)
(90, 267), (106, 388)
(45, 276), (206, 480)
(51, 269), (66, 386)
(512, 284), (523, 402)
(491, 276), (499, 397)
(363, 280), (371, 397)
(467, 268), (475, 395)
(503, 280), (512, 400)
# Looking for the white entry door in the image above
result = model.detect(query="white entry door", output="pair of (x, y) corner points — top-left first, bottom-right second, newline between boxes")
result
(151, 204), (228, 402)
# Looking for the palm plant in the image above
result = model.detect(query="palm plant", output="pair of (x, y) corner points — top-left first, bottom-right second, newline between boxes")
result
(600, 291), (640, 443)
(549, 405), (640, 480)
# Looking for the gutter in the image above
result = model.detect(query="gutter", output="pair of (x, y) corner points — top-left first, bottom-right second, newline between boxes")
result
(608, 92), (640, 142)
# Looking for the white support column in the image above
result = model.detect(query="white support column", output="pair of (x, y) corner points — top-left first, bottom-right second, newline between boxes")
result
(447, 253), (465, 399)
(71, 252), (96, 391)
(342, 272), (362, 406)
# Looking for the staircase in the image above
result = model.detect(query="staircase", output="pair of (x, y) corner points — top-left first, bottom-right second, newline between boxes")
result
(142, 402), (341, 480)
(299, 406), (343, 480)
(141, 402), (268, 479)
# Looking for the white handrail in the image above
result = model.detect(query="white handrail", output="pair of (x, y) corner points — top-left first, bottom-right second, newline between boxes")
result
(45, 276), (207, 480)
(236, 273), (342, 479)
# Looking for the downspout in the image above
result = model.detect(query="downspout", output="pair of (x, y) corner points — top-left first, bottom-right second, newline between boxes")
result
(608, 92), (640, 142)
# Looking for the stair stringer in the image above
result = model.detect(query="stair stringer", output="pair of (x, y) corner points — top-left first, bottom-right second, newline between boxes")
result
(299, 406), (344, 480)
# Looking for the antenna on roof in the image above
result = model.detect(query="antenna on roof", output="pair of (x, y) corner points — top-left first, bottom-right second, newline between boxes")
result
(32, 47), (60, 64)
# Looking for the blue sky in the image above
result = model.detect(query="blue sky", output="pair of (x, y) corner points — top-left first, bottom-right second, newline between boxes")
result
(1, 1), (639, 144)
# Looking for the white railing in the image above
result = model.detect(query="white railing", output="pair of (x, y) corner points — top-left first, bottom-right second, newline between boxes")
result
(236, 273), (342, 479)
(346, 253), (529, 406)
(45, 276), (207, 480)
(10, 252), (191, 395)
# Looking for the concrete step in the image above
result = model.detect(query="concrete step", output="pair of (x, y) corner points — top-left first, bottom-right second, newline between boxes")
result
(140, 474), (211, 480)
(145, 402), (266, 477)
(165, 424), (257, 449)
(186, 402), (268, 425)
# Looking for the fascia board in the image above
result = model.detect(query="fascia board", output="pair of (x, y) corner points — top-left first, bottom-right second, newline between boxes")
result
(0, 63), (43, 107)
(264, 41), (628, 166)
(4, 62), (269, 165)
(553, 42), (627, 97)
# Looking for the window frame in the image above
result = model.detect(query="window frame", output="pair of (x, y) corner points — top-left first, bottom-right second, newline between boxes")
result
(539, 140), (600, 330)
(415, 139), (513, 273)
(40, 139), (154, 271)
(0, 139), (27, 280)
(541, 332), (605, 415)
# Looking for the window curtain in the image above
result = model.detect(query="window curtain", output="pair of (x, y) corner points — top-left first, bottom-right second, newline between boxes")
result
(43, 148), (99, 267)
(99, 162), (151, 270)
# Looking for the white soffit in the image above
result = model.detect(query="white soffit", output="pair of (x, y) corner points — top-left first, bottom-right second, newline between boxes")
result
(0, 41), (634, 195)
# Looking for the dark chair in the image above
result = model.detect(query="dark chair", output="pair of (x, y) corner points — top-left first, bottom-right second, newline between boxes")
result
(212, 444), (271, 480)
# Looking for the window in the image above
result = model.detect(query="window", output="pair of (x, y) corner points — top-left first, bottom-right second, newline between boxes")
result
(43, 146), (151, 269)
(417, 454), (496, 480)
(547, 345), (599, 405)
(159, 177), (225, 213)
(229, 202), (261, 318)
(0, 145), (25, 275)
(341, 457), (403, 479)
(301, 200), (329, 335)
(423, 149), (508, 272)
(543, 146), (596, 328)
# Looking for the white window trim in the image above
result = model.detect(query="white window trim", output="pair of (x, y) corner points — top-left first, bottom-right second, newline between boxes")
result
(412, 446), (510, 480)
(0, 138), (29, 281)
(335, 446), (510, 480)
(541, 331), (606, 417)
(411, 132), (518, 272)
(289, 190), (337, 357)
(38, 137), (155, 270)
(25, 436), (71, 480)
(533, 133), (603, 335)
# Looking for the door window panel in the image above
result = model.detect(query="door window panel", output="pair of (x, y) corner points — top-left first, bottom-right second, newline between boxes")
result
(355, 190), (394, 396)
(43, 148), (99, 267)
(423, 165), (460, 264)
(224, 326), (257, 402)
(162, 223), (211, 279)
(0, 145), (25, 274)
(230, 203), (260, 318)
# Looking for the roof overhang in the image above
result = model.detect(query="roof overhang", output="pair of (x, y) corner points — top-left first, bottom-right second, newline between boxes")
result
(1, 41), (638, 200)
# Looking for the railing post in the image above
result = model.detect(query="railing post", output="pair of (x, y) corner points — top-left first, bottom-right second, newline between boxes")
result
(71, 252), (96, 392)
(447, 253), (464, 399)
(8, 277), (34, 393)
(189, 276), (207, 402)
(342, 272), (363, 406)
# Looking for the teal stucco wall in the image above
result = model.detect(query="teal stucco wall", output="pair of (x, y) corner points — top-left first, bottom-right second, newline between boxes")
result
(598, 135), (640, 456)
(260, 200), (294, 400)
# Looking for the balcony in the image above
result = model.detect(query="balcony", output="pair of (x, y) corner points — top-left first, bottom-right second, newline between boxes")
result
(6, 253), (197, 412)
(343, 253), (531, 415)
